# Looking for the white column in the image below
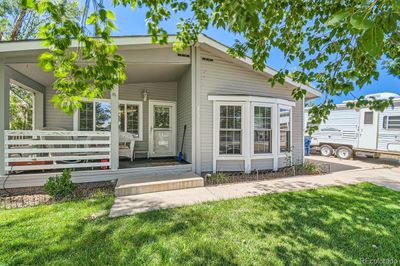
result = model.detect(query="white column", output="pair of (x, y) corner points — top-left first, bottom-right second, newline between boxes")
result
(243, 101), (251, 173)
(0, 66), (10, 176)
(272, 104), (279, 171)
(32, 91), (44, 130)
(110, 85), (119, 170)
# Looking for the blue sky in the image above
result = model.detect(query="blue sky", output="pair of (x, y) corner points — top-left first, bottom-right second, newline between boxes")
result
(104, 3), (399, 104)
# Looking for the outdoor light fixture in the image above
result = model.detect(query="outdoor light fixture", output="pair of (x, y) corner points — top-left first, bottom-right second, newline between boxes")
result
(143, 90), (148, 101)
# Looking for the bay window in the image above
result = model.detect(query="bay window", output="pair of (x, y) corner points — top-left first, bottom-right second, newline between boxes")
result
(219, 105), (242, 155)
(253, 106), (272, 154)
(279, 108), (291, 153)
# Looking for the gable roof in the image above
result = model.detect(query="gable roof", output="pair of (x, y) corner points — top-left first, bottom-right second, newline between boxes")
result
(0, 34), (321, 98)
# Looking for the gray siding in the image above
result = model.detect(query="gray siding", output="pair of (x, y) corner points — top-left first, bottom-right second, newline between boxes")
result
(177, 69), (192, 162)
(251, 159), (273, 170)
(199, 49), (304, 171)
(44, 82), (177, 153)
(45, 87), (74, 130)
(216, 160), (245, 172)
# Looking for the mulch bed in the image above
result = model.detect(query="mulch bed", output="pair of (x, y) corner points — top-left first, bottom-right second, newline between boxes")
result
(0, 181), (115, 209)
(203, 164), (330, 186)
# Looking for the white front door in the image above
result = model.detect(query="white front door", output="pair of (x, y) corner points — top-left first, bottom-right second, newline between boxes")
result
(149, 101), (177, 157)
(358, 109), (378, 149)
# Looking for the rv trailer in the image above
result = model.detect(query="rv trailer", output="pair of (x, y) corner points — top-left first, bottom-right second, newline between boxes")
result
(305, 93), (400, 159)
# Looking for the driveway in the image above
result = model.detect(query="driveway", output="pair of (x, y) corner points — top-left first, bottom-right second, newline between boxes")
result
(110, 156), (400, 217)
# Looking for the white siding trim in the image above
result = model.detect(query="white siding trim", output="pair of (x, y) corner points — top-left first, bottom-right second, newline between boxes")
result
(208, 95), (296, 107)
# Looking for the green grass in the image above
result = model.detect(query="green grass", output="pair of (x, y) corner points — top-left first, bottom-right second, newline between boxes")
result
(1, 183), (400, 265)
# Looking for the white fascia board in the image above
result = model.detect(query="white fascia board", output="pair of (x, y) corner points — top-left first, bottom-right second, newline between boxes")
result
(0, 35), (177, 53)
(197, 34), (321, 98)
(208, 95), (296, 107)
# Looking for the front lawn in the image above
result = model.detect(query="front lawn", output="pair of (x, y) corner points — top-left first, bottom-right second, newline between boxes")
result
(1, 183), (399, 265)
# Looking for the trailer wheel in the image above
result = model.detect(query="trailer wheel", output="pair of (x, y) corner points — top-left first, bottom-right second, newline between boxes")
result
(320, 145), (334, 157)
(336, 146), (353, 160)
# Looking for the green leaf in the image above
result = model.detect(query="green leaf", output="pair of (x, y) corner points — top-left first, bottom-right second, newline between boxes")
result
(327, 11), (351, 26)
(360, 26), (384, 57)
(106, 10), (115, 20)
(350, 13), (373, 30)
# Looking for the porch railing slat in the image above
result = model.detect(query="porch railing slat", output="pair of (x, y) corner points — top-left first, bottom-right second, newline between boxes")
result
(4, 130), (112, 174)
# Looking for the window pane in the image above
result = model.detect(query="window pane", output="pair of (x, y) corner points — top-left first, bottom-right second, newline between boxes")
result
(95, 102), (111, 131)
(127, 104), (139, 136)
(219, 105), (241, 155)
(154, 106), (170, 128)
(388, 116), (400, 129)
(119, 104), (125, 132)
(253, 106), (272, 154)
(79, 102), (93, 131)
(254, 130), (271, 153)
(364, 111), (373, 124)
(280, 108), (291, 153)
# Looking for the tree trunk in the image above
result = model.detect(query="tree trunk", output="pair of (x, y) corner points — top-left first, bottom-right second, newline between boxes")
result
(10, 9), (27, 41)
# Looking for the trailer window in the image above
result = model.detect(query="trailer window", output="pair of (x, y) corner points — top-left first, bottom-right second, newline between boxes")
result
(383, 116), (400, 130)
(364, 112), (374, 125)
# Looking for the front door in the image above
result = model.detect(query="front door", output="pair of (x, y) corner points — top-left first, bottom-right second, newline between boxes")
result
(149, 101), (177, 157)
(358, 109), (378, 149)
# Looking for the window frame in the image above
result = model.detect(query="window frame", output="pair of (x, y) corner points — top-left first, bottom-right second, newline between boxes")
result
(215, 101), (246, 160)
(74, 99), (143, 141)
(251, 102), (275, 158)
(278, 105), (293, 155)
(383, 115), (400, 131)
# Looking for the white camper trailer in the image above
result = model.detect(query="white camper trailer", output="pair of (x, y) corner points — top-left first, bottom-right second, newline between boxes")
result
(305, 93), (400, 159)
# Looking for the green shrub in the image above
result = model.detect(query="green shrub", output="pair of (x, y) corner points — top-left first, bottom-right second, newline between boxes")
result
(208, 172), (228, 183)
(295, 162), (322, 175)
(44, 169), (77, 200)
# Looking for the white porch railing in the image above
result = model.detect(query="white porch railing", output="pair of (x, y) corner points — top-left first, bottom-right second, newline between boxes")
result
(4, 130), (111, 173)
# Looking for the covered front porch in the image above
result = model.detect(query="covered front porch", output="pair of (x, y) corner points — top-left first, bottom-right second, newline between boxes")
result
(0, 42), (193, 185)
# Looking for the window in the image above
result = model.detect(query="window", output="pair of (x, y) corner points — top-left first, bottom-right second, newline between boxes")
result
(79, 102), (94, 131)
(280, 108), (291, 153)
(119, 103), (139, 137)
(219, 105), (242, 155)
(383, 116), (400, 130)
(253, 106), (272, 154)
(95, 102), (111, 131)
(78, 100), (142, 138)
(364, 111), (374, 124)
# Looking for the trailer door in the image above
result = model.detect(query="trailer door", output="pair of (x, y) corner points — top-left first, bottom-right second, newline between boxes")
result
(358, 110), (378, 149)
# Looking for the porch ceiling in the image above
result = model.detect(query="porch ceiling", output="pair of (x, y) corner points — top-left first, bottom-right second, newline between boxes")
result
(7, 63), (190, 87)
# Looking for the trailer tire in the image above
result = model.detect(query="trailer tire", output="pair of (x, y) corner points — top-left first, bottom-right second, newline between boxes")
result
(336, 146), (353, 160)
(320, 145), (334, 157)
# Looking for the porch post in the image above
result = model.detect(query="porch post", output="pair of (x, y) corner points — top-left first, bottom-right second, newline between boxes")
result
(0, 65), (10, 176)
(32, 91), (44, 130)
(110, 84), (119, 170)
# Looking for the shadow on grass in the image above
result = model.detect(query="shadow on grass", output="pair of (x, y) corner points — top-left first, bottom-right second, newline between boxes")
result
(1, 183), (399, 265)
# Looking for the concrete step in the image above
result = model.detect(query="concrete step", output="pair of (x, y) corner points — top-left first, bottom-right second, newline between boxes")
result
(115, 172), (204, 197)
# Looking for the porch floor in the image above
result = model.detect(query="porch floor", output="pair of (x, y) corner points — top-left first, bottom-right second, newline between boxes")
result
(119, 157), (189, 169)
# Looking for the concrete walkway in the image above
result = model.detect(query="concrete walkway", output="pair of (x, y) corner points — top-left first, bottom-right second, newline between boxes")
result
(109, 159), (400, 217)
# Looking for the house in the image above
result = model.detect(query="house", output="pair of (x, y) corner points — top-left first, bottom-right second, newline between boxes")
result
(0, 34), (321, 189)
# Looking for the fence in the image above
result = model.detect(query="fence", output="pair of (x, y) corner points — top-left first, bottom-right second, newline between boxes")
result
(4, 130), (111, 173)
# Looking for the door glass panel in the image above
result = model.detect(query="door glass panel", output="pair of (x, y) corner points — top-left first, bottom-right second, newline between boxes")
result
(154, 106), (170, 128)
(79, 102), (94, 131)
(153, 130), (173, 155)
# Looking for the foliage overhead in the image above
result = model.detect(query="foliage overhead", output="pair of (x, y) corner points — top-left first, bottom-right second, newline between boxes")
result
(19, 0), (400, 132)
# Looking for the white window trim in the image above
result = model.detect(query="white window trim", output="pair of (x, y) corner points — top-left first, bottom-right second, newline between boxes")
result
(210, 95), (294, 173)
(73, 98), (143, 141)
(278, 105), (293, 155)
(251, 102), (276, 159)
(214, 101), (247, 161)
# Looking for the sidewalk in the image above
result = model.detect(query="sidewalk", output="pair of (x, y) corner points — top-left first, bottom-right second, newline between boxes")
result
(110, 165), (400, 217)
